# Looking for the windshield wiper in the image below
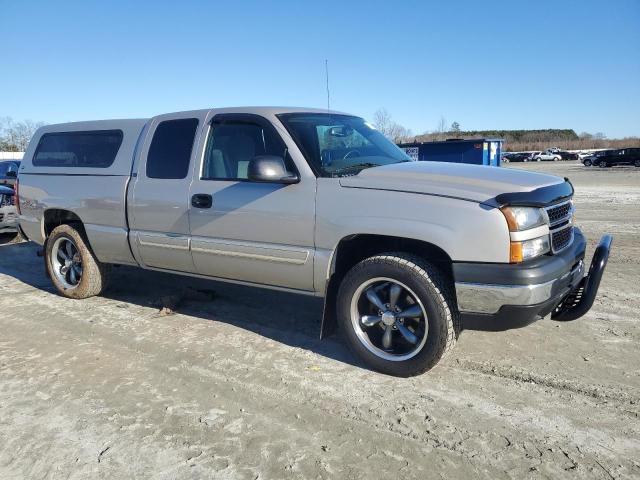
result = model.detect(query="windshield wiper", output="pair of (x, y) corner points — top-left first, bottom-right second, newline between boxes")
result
(331, 162), (380, 177)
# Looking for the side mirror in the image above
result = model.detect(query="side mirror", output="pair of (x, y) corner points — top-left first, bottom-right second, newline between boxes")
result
(5, 171), (17, 178)
(247, 155), (299, 184)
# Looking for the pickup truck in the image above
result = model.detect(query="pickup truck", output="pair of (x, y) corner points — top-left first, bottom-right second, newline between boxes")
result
(16, 107), (612, 377)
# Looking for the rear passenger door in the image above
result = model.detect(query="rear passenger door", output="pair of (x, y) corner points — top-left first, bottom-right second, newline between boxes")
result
(187, 113), (316, 290)
(129, 113), (202, 272)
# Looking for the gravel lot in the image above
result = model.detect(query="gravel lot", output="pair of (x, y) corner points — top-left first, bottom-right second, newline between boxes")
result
(1, 161), (638, 479)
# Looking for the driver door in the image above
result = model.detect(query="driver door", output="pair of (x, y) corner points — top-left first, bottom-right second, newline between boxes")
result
(188, 114), (316, 290)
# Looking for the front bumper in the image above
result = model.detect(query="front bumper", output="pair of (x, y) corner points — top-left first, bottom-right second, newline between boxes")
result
(454, 228), (612, 330)
(0, 206), (18, 233)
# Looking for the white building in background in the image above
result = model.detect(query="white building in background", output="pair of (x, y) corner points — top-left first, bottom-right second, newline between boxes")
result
(0, 152), (24, 160)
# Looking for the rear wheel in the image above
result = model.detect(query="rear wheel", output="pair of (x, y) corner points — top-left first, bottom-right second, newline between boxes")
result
(337, 253), (459, 377)
(635, 159), (640, 167)
(584, 159), (592, 167)
(599, 160), (607, 168)
(46, 224), (110, 299)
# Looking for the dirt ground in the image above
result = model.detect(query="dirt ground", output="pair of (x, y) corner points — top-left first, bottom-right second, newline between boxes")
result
(1, 161), (638, 479)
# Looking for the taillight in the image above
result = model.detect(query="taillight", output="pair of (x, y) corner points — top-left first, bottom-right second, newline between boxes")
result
(14, 178), (20, 214)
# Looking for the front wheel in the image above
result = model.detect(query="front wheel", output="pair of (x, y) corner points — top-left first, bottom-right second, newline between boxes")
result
(584, 159), (592, 167)
(635, 159), (640, 167)
(46, 223), (110, 299)
(599, 161), (607, 168)
(337, 253), (459, 376)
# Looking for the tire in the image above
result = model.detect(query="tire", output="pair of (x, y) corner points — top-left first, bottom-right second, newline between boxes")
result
(635, 159), (640, 167)
(584, 159), (592, 167)
(599, 161), (607, 168)
(554, 156), (560, 161)
(336, 253), (459, 377)
(45, 223), (110, 299)
(536, 157), (541, 162)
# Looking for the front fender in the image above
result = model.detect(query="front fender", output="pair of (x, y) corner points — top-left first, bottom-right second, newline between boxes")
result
(316, 182), (510, 265)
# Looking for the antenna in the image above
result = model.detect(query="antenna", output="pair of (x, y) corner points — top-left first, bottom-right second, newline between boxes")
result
(325, 59), (330, 112)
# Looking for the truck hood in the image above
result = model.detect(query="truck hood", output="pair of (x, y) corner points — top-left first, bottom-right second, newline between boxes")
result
(338, 161), (566, 206)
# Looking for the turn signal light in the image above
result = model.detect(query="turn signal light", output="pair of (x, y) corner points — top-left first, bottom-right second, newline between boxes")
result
(509, 242), (523, 263)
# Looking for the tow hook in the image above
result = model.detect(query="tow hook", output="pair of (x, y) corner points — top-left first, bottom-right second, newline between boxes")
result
(551, 234), (613, 321)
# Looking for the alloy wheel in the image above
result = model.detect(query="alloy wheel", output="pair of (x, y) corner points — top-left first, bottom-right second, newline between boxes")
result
(350, 277), (428, 361)
(51, 237), (83, 289)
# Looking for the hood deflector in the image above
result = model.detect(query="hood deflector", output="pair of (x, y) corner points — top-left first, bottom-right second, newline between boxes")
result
(491, 178), (573, 207)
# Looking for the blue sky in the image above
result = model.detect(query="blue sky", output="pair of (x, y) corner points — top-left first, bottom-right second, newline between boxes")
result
(2, 0), (639, 137)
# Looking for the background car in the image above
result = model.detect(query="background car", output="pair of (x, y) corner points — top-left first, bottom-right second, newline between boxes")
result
(0, 161), (20, 187)
(592, 148), (640, 168)
(0, 185), (17, 234)
(554, 150), (579, 161)
(532, 151), (561, 161)
(502, 152), (531, 163)
(582, 150), (616, 167)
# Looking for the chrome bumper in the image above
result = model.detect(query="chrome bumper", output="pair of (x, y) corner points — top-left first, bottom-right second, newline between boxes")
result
(455, 260), (584, 314)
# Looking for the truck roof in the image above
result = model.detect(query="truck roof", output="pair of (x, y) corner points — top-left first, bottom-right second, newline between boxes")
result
(21, 107), (355, 177)
(40, 106), (352, 130)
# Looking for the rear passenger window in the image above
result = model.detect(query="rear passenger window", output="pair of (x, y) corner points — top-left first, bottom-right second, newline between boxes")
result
(33, 130), (123, 168)
(146, 118), (199, 179)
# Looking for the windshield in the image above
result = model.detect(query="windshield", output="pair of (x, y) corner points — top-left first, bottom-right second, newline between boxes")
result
(277, 113), (412, 177)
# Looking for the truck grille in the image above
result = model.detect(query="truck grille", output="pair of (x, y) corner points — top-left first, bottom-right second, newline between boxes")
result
(551, 224), (573, 252)
(546, 202), (572, 225)
(545, 199), (574, 253)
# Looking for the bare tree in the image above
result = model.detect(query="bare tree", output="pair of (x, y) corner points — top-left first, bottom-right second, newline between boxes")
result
(372, 108), (393, 134)
(0, 117), (45, 151)
(450, 121), (461, 134)
(372, 108), (412, 143)
(435, 116), (448, 140)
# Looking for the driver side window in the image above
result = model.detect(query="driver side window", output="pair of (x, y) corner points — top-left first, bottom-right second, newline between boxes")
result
(202, 120), (289, 180)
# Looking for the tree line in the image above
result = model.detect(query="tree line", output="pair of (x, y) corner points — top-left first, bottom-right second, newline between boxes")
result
(372, 108), (640, 151)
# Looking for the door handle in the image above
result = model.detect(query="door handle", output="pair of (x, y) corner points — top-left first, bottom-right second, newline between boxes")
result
(191, 193), (213, 209)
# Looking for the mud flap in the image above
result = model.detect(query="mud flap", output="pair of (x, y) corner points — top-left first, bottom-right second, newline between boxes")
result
(320, 275), (339, 339)
(551, 234), (612, 322)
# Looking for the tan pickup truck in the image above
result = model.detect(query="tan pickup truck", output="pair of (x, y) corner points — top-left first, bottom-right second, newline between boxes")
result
(16, 107), (612, 376)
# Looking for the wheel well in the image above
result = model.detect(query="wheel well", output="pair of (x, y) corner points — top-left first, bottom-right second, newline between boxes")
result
(43, 209), (86, 238)
(320, 234), (453, 339)
(331, 234), (453, 282)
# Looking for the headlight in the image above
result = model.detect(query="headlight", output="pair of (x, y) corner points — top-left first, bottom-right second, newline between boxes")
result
(501, 206), (550, 262)
(509, 235), (550, 262)
(500, 206), (546, 231)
